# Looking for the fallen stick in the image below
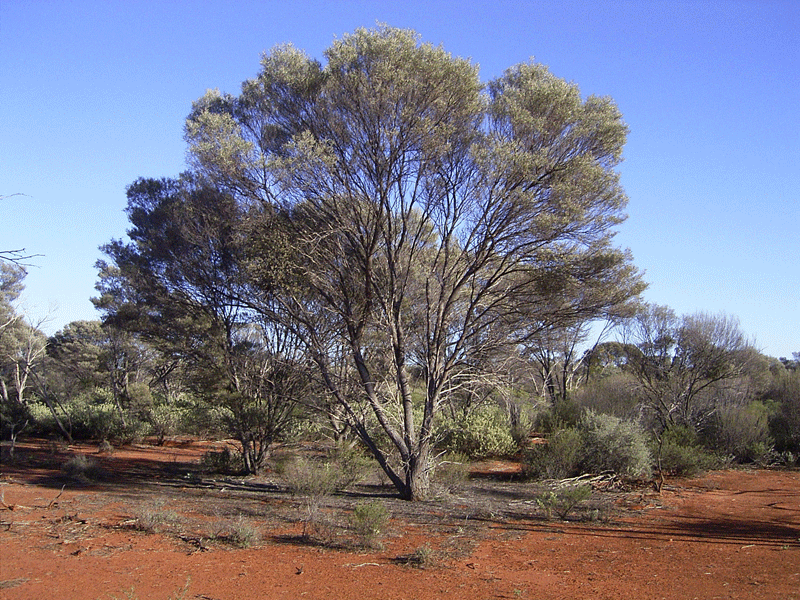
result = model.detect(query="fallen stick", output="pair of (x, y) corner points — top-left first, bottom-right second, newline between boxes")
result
(46, 485), (66, 509)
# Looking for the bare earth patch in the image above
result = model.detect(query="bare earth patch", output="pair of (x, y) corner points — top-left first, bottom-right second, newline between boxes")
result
(1, 440), (798, 600)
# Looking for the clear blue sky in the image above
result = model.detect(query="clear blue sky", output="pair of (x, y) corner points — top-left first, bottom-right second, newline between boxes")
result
(1, 0), (798, 359)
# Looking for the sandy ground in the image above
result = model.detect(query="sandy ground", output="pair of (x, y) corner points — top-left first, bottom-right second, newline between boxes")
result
(1, 439), (798, 600)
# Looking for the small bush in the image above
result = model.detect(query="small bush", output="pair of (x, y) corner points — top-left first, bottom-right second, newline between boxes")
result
(534, 399), (582, 433)
(706, 402), (774, 463)
(536, 483), (592, 520)
(200, 447), (244, 475)
(580, 410), (652, 479)
(328, 443), (373, 490)
(396, 543), (435, 569)
(573, 372), (640, 419)
(214, 515), (262, 548)
(279, 455), (341, 497)
(132, 502), (182, 534)
(437, 405), (519, 459)
(523, 427), (584, 480)
(61, 454), (103, 481)
(656, 425), (717, 477)
(277, 455), (342, 542)
(348, 500), (389, 549)
(433, 452), (471, 493)
(147, 403), (184, 445)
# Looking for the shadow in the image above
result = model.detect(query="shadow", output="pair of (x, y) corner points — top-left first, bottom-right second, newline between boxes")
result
(486, 512), (800, 547)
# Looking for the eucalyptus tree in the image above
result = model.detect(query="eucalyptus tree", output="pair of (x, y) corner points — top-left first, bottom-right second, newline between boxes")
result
(622, 304), (755, 429)
(96, 176), (304, 473)
(185, 26), (643, 499)
(1, 264), (33, 449)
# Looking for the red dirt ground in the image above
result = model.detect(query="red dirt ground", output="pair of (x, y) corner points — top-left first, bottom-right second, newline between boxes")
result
(1, 440), (798, 600)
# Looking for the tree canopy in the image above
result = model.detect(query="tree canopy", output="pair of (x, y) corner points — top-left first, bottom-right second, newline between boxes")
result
(177, 26), (645, 499)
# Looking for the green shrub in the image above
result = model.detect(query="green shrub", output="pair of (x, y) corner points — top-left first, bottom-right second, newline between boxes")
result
(580, 410), (652, 479)
(705, 402), (774, 463)
(279, 455), (340, 497)
(536, 483), (592, 520)
(656, 425), (717, 476)
(328, 443), (373, 489)
(147, 403), (184, 445)
(131, 501), (182, 534)
(523, 427), (583, 480)
(534, 399), (582, 433)
(348, 500), (390, 549)
(213, 515), (262, 548)
(573, 373), (640, 419)
(436, 405), (519, 459)
(764, 369), (800, 453)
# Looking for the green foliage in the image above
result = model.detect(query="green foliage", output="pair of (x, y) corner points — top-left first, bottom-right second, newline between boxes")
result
(656, 425), (717, 477)
(28, 391), (148, 443)
(396, 544), (436, 569)
(278, 455), (341, 498)
(536, 484), (592, 520)
(533, 398), (582, 433)
(432, 452), (471, 493)
(765, 368), (800, 453)
(131, 500), (183, 534)
(523, 427), (584, 480)
(327, 443), (374, 489)
(436, 405), (519, 459)
(580, 410), (652, 479)
(146, 403), (185, 445)
(348, 500), (390, 549)
(524, 411), (651, 481)
(574, 372), (640, 419)
(705, 401), (774, 463)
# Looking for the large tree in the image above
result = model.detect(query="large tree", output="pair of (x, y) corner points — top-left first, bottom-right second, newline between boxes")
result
(184, 26), (643, 499)
(96, 176), (303, 473)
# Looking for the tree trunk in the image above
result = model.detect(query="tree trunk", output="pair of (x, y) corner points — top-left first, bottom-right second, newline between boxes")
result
(402, 447), (432, 501)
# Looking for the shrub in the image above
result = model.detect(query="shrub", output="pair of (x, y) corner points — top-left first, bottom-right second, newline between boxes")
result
(437, 405), (519, 459)
(147, 403), (184, 445)
(573, 373), (640, 419)
(533, 399), (582, 433)
(277, 455), (342, 541)
(705, 402), (774, 463)
(396, 543), (435, 569)
(656, 425), (717, 477)
(522, 427), (583, 480)
(348, 500), (390, 549)
(328, 443), (373, 490)
(214, 515), (262, 548)
(61, 454), (103, 481)
(764, 368), (800, 453)
(536, 483), (592, 520)
(580, 410), (652, 479)
(200, 447), (244, 475)
(132, 501), (182, 534)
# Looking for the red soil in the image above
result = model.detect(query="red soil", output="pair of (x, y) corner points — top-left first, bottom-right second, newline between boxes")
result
(1, 440), (798, 600)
